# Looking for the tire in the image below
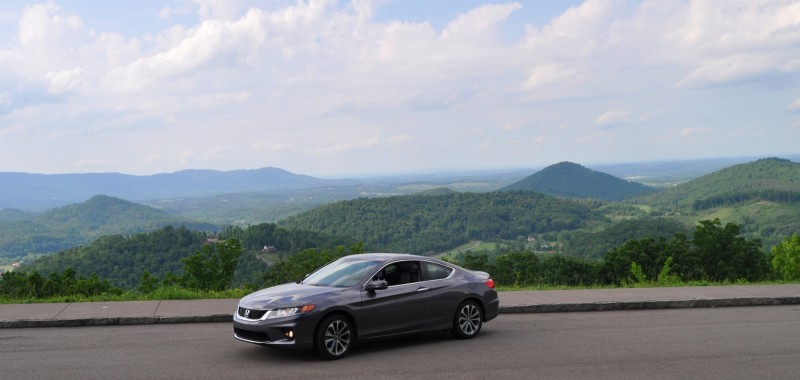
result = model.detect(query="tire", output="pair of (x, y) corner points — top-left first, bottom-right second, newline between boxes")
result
(451, 300), (483, 339)
(315, 315), (354, 360)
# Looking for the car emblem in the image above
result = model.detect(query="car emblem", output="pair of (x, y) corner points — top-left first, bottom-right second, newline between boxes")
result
(244, 309), (250, 318)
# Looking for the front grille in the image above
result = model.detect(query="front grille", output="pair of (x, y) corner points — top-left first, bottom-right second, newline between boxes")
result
(234, 327), (271, 343)
(238, 306), (268, 320)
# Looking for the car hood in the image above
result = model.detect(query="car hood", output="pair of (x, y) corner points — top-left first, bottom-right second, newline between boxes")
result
(239, 282), (343, 309)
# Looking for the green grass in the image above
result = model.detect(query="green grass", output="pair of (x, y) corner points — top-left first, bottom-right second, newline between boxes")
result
(0, 286), (254, 304)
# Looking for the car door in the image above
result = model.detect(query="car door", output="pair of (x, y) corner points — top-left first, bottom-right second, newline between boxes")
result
(358, 260), (431, 338)
(421, 260), (462, 330)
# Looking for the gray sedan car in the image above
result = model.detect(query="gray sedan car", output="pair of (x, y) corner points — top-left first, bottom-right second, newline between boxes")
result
(233, 253), (499, 359)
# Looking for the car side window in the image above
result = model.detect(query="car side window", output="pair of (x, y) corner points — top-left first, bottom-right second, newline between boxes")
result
(424, 262), (453, 281)
(374, 261), (420, 286)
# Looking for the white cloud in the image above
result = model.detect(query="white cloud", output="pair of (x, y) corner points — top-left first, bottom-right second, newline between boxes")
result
(521, 64), (580, 92)
(104, 9), (267, 93)
(595, 110), (631, 127)
(1, 1), (799, 175)
(501, 119), (527, 132)
(45, 68), (86, 94)
(676, 53), (780, 88)
(159, 6), (172, 20)
(666, 0), (800, 87)
(17, 3), (83, 47)
(441, 3), (521, 43)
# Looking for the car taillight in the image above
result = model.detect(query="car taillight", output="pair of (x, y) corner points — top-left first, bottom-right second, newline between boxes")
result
(485, 278), (495, 289)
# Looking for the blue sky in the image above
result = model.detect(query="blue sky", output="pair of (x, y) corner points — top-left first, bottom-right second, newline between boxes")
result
(1, 0), (799, 176)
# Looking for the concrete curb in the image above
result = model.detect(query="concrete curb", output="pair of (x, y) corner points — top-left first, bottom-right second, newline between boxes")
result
(3, 296), (800, 329)
(497, 296), (800, 314)
(0, 314), (232, 329)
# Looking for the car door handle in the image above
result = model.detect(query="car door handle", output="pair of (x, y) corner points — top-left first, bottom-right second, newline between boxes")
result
(416, 287), (429, 292)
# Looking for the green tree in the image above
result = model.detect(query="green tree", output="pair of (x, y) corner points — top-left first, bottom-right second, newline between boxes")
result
(494, 251), (539, 286)
(692, 219), (768, 282)
(138, 270), (159, 293)
(262, 244), (364, 286)
(771, 234), (800, 281)
(181, 239), (242, 291)
(538, 255), (597, 286)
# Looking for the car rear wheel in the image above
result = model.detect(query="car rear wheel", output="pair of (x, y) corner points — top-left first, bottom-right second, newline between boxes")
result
(451, 300), (482, 339)
(315, 315), (353, 360)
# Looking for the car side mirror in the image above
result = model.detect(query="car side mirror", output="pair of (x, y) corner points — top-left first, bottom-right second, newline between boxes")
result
(365, 280), (388, 291)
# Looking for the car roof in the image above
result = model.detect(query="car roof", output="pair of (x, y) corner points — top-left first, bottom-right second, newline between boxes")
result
(341, 253), (453, 266)
(344, 253), (415, 261)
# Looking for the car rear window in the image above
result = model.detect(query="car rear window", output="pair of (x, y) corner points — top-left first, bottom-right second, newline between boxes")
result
(425, 262), (453, 280)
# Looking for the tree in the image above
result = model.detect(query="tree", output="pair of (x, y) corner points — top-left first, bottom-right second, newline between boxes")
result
(138, 270), (159, 293)
(771, 234), (800, 281)
(494, 251), (539, 286)
(263, 244), (365, 286)
(692, 219), (768, 282)
(181, 239), (242, 291)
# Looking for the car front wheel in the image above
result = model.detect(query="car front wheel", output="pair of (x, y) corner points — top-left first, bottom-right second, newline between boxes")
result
(315, 315), (354, 360)
(451, 300), (483, 339)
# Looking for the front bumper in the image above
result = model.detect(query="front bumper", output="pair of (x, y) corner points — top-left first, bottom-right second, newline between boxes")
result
(232, 307), (318, 349)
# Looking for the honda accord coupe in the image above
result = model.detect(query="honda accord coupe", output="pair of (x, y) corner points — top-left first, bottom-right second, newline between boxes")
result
(233, 253), (499, 359)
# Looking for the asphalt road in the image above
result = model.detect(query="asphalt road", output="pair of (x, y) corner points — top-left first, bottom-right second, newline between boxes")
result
(2, 306), (800, 380)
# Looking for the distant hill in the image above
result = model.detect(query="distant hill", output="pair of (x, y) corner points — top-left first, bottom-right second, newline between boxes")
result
(638, 157), (800, 250)
(501, 162), (658, 201)
(645, 158), (800, 211)
(23, 223), (354, 289)
(0, 167), (335, 210)
(280, 191), (606, 254)
(0, 195), (216, 259)
(0, 208), (34, 222)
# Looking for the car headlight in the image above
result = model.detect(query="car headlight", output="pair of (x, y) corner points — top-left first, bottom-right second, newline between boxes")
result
(266, 304), (316, 319)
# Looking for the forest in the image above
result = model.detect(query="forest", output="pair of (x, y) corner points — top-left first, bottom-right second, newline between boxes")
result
(3, 157), (800, 300)
(4, 220), (800, 301)
(20, 224), (353, 289)
(279, 191), (605, 254)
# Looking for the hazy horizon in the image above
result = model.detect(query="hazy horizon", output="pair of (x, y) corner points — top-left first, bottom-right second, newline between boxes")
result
(2, 153), (798, 179)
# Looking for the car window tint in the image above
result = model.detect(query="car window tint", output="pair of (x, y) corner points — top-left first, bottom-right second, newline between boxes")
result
(375, 261), (420, 286)
(425, 262), (453, 280)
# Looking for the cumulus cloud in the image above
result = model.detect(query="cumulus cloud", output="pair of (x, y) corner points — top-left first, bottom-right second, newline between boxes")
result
(45, 68), (86, 94)
(1, 0), (799, 175)
(595, 110), (631, 127)
(667, 0), (800, 87)
(441, 3), (521, 43)
(104, 9), (267, 92)
(521, 64), (580, 92)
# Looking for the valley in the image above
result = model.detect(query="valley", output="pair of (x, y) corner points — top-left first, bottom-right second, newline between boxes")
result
(2, 156), (800, 292)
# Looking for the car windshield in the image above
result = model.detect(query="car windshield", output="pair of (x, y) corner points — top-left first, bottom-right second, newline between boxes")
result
(302, 258), (381, 288)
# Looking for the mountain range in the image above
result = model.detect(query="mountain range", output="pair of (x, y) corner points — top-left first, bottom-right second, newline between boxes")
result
(0, 195), (215, 260)
(2, 156), (799, 263)
(0, 167), (334, 210)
